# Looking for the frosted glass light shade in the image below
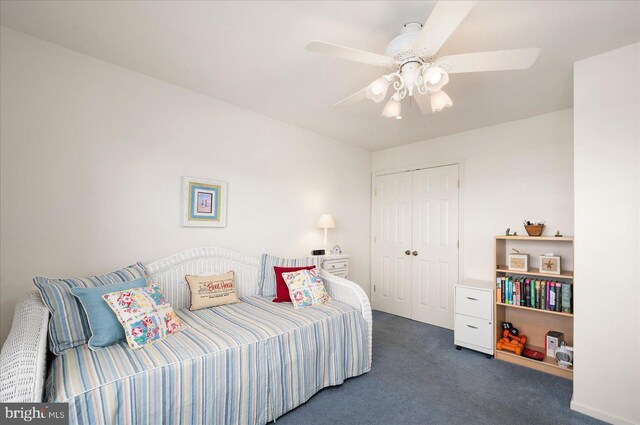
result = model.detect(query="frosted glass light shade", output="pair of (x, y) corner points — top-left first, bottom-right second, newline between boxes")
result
(382, 93), (402, 118)
(430, 90), (453, 112)
(317, 214), (336, 229)
(365, 77), (389, 103)
(423, 66), (449, 93)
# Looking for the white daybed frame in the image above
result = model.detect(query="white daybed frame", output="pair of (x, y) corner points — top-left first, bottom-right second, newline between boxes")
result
(0, 247), (372, 403)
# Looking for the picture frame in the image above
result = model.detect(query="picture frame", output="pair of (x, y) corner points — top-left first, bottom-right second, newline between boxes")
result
(508, 254), (529, 272)
(182, 176), (228, 227)
(540, 255), (561, 274)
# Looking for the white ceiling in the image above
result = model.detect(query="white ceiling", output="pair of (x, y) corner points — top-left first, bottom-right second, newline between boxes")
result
(1, 1), (639, 151)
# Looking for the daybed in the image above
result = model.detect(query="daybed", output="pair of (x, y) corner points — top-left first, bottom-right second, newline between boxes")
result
(0, 247), (372, 424)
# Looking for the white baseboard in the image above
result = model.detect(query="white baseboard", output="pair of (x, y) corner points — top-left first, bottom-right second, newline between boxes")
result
(571, 399), (638, 425)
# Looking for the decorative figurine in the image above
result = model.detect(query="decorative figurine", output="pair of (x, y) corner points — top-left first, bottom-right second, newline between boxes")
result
(555, 230), (563, 237)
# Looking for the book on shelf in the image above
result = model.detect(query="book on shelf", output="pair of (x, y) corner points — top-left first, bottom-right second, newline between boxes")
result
(496, 276), (573, 314)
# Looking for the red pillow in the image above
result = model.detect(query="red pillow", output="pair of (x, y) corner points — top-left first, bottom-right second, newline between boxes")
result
(272, 265), (317, 302)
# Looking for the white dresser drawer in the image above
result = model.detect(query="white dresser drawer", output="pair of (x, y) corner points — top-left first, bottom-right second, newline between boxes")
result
(455, 287), (492, 320)
(323, 260), (349, 271)
(330, 270), (348, 279)
(454, 314), (492, 350)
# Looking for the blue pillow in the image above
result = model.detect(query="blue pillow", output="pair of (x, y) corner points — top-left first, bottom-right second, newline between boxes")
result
(34, 262), (148, 355)
(70, 277), (147, 350)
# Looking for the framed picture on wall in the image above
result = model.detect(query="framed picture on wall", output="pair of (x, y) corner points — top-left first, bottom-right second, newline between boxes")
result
(182, 176), (228, 227)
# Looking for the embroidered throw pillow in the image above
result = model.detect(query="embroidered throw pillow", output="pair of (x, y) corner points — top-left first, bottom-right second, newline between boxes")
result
(103, 285), (182, 349)
(33, 262), (148, 355)
(259, 254), (320, 296)
(70, 277), (147, 350)
(282, 268), (331, 309)
(273, 266), (317, 303)
(185, 271), (240, 311)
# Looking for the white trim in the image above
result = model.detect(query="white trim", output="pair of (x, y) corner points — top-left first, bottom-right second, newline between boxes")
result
(570, 399), (637, 425)
(370, 158), (466, 304)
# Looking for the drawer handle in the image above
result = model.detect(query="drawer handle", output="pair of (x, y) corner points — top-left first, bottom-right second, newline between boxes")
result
(466, 324), (478, 329)
(466, 297), (478, 301)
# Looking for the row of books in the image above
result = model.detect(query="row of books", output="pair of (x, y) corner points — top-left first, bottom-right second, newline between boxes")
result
(496, 276), (572, 313)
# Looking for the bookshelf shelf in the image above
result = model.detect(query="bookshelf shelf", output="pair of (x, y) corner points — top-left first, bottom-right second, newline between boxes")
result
(494, 235), (574, 380)
(495, 235), (574, 242)
(495, 346), (573, 380)
(495, 265), (574, 280)
(496, 302), (574, 317)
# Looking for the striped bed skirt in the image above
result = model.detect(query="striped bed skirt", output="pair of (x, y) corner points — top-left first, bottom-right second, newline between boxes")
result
(46, 296), (370, 424)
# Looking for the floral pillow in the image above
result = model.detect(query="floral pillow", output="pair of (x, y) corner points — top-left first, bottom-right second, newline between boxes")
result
(103, 285), (182, 349)
(281, 268), (331, 309)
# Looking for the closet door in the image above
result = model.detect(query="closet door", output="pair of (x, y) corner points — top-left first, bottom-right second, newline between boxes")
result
(410, 165), (459, 329)
(371, 171), (413, 318)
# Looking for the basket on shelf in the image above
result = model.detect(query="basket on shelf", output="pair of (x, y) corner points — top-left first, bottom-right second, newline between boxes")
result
(525, 224), (545, 237)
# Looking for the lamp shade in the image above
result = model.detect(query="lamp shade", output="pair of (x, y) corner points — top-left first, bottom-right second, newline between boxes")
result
(423, 66), (449, 93)
(382, 93), (402, 118)
(317, 214), (336, 229)
(365, 77), (390, 103)
(430, 90), (453, 112)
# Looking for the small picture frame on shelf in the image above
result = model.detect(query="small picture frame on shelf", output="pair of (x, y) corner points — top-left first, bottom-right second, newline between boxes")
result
(508, 254), (529, 272)
(540, 255), (561, 274)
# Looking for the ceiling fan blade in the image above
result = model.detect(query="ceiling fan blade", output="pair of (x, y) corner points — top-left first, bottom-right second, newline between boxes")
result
(306, 40), (395, 68)
(413, 1), (477, 58)
(437, 48), (541, 73)
(332, 88), (367, 108)
(413, 93), (433, 115)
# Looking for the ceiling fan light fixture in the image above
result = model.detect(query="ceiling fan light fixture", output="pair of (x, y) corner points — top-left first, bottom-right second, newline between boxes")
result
(430, 90), (452, 112)
(382, 93), (402, 118)
(366, 76), (390, 103)
(423, 66), (449, 93)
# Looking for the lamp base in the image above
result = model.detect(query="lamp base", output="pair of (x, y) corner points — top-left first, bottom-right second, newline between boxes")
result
(311, 249), (326, 256)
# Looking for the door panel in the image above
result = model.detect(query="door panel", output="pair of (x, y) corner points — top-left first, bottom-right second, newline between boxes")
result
(372, 172), (413, 318)
(411, 165), (459, 329)
(372, 164), (459, 328)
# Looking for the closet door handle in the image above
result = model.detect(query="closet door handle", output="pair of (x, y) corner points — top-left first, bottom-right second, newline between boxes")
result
(466, 325), (478, 329)
(405, 250), (411, 256)
(466, 297), (478, 301)
(412, 251), (418, 256)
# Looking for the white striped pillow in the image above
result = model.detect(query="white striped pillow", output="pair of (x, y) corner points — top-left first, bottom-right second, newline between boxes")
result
(33, 263), (148, 355)
(258, 254), (319, 296)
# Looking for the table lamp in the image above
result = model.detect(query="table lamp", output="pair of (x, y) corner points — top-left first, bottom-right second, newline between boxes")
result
(317, 214), (336, 254)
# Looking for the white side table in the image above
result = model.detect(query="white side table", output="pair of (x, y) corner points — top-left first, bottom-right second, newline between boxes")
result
(319, 254), (350, 279)
(454, 279), (494, 358)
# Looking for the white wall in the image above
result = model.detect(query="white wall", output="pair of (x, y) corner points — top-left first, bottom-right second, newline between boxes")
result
(372, 109), (574, 282)
(0, 27), (371, 344)
(573, 43), (640, 425)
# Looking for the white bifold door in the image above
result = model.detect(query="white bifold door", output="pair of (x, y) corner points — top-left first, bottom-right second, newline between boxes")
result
(372, 164), (459, 329)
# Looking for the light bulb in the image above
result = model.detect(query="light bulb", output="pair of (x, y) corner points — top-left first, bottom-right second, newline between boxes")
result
(366, 77), (389, 103)
(423, 66), (449, 93)
(382, 93), (402, 118)
(430, 90), (453, 112)
(428, 72), (442, 85)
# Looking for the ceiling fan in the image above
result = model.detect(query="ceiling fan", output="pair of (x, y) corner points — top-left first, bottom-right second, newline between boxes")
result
(305, 1), (540, 119)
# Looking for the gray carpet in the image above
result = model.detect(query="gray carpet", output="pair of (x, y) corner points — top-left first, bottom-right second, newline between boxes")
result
(276, 310), (603, 425)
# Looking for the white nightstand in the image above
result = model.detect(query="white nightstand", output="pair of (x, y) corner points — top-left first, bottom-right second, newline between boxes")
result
(454, 279), (494, 358)
(319, 254), (350, 279)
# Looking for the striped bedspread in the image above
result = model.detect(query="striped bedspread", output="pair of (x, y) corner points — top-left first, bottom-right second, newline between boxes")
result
(46, 296), (369, 425)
